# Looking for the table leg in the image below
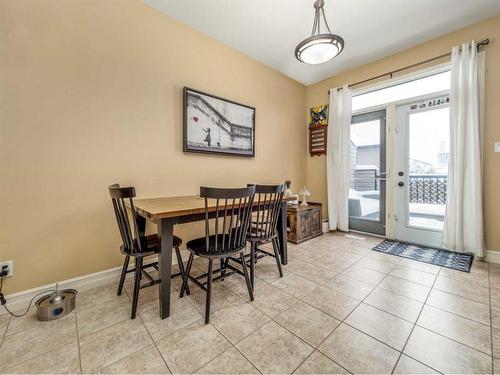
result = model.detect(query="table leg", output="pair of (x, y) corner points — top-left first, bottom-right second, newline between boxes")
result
(158, 218), (174, 319)
(277, 201), (288, 265)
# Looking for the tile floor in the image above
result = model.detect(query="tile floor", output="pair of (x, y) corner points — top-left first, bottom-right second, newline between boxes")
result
(0, 232), (498, 374)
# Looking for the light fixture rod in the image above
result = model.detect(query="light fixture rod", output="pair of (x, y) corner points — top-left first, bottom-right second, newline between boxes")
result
(310, 0), (333, 36)
(321, 7), (332, 34)
(295, 0), (345, 64)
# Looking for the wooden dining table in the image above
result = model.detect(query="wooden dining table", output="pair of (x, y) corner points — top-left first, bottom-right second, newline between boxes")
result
(131, 195), (292, 319)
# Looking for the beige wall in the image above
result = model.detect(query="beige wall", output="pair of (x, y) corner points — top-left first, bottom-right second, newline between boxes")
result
(306, 15), (500, 251)
(0, 0), (306, 294)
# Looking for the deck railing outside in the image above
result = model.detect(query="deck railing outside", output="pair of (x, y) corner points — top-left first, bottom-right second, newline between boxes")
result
(408, 174), (447, 205)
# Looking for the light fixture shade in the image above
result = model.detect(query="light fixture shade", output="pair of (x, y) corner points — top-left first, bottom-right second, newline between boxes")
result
(295, 34), (344, 64)
(295, 0), (344, 65)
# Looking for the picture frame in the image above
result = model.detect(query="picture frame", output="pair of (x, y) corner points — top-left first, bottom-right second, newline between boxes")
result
(309, 104), (328, 126)
(183, 87), (256, 157)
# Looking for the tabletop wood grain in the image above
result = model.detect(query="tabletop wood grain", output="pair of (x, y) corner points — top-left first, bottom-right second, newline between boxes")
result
(131, 195), (295, 220)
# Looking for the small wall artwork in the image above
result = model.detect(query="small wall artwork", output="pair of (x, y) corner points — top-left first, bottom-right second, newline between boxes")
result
(183, 87), (255, 157)
(309, 104), (328, 156)
(309, 105), (328, 126)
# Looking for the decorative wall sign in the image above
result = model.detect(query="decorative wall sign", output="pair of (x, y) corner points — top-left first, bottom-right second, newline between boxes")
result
(309, 105), (328, 126)
(309, 123), (327, 156)
(183, 87), (255, 157)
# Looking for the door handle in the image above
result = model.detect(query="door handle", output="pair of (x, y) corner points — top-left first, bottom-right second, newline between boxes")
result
(398, 181), (405, 187)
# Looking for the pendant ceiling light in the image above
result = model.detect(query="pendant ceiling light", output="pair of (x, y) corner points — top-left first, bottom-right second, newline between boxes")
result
(295, 0), (344, 65)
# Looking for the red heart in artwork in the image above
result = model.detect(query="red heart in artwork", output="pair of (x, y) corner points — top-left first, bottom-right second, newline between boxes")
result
(193, 116), (198, 122)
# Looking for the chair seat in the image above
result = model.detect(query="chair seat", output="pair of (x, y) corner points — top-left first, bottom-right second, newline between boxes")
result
(247, 226), (276, 242)
(186, 234), (246, 257)
(121, 234), (182, 257)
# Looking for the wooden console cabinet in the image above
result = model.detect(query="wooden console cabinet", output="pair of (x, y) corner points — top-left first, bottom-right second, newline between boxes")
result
(287, 202), (322, 244)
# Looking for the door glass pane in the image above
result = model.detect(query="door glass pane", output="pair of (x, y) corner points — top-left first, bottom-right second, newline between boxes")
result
(408, 107), (449, 230)
(349, 119), (381, 221)
(352, 71), (450, 111)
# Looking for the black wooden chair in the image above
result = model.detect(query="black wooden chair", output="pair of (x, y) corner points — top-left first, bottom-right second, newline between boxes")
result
(109, 184), (188, 319)
(180, 186), (256, 324)
(246, 184), (286, 288)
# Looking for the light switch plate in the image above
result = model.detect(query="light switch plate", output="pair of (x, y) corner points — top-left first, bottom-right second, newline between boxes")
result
(495, 142), (500, 153)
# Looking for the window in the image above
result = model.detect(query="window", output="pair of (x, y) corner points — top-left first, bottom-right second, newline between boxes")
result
(352, 70), (450, 112)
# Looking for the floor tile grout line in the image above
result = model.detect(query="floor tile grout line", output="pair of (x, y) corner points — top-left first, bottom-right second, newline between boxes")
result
(313, 243), (485, 370)
(74, 308), (84, 374)
(273, 308), (352, 375)
(377, 280), (430, 304)
(0, 314), (80, 374)
(437, 272), (490, 289)
(290, 345), (352, 375)
(81, 288), (162, 373)
(292, 252), (492, 371)
(180, 262), (267, 374)
(362, 283), (494, 328)
(410, 323), (494, 364)
(309, 266), (394, 373)
(193, 320), (263, 375)
(0, 314), (11, 349)
(432, 284), (490, 305)
(197, 252), (357, 374)
(429, 284), (492, 306)
(423, 299), (492, 327)
(381, 271), (437, 288)
(133, 295), (174, 375)
(357, 294), (419, 325)
(139, 314), (173, 374)
(389, 263), (442, 277)
(390, 267), (442, 375)
(0, 340), (82, 374)
(3, 235), (488, 375)
(306, 235), (492, 366)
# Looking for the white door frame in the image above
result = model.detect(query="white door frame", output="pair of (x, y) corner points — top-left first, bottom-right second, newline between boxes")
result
(393, 93), (450, 248)
(352, 89), (449, 240)
(348, 63), (451, 240)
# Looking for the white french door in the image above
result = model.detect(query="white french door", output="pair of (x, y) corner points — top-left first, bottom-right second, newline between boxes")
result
(394, 94), (450, 248)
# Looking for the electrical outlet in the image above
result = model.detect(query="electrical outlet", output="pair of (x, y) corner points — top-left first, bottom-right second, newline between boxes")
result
(0, 261), (13, 278)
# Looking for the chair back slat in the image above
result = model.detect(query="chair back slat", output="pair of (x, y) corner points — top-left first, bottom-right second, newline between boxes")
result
(109, 184), (143, 254)
(200, 186), (256, 254)
(248, 184), (285, 240)
(227, 198), (236, 248)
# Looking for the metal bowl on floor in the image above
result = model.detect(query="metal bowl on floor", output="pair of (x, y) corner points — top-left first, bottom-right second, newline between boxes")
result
(35, 289), (77, 321)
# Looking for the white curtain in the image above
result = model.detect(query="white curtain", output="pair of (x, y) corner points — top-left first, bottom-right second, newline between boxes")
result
(327, 85), (352, 231)
(442, 41), (485, 256)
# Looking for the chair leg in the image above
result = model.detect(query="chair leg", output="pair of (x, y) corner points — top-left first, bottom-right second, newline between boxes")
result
(117, 255), (129, 296)
(180, 253), (194, 298)
(174, 247), (190, 296)
(250, 242), (256, 289)
(131, 257), (142, 319)
(271, 238), (283, 278)
(220, 259), (226, 281)
(205, 259), (213, 324)
(240, 252), (254, 301)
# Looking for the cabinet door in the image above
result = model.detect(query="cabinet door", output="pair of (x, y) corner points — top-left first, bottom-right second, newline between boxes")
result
(298, 211), (312, 239)
(311, 208), (321, 234)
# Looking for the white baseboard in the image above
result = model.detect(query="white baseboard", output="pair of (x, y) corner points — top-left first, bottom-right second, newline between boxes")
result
(0, 250), (190, 316)
(486, 250), (500, 264)
(0, 265), (124, 316)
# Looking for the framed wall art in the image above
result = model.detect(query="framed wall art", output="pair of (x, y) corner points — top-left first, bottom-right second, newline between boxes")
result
(183, 87), (255, 157)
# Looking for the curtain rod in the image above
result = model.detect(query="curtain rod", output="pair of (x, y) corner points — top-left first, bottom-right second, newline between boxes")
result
(327, 38), (490, 94)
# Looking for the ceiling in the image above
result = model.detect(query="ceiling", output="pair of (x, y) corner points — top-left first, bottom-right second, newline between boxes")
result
(144, 0), (500, 85)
